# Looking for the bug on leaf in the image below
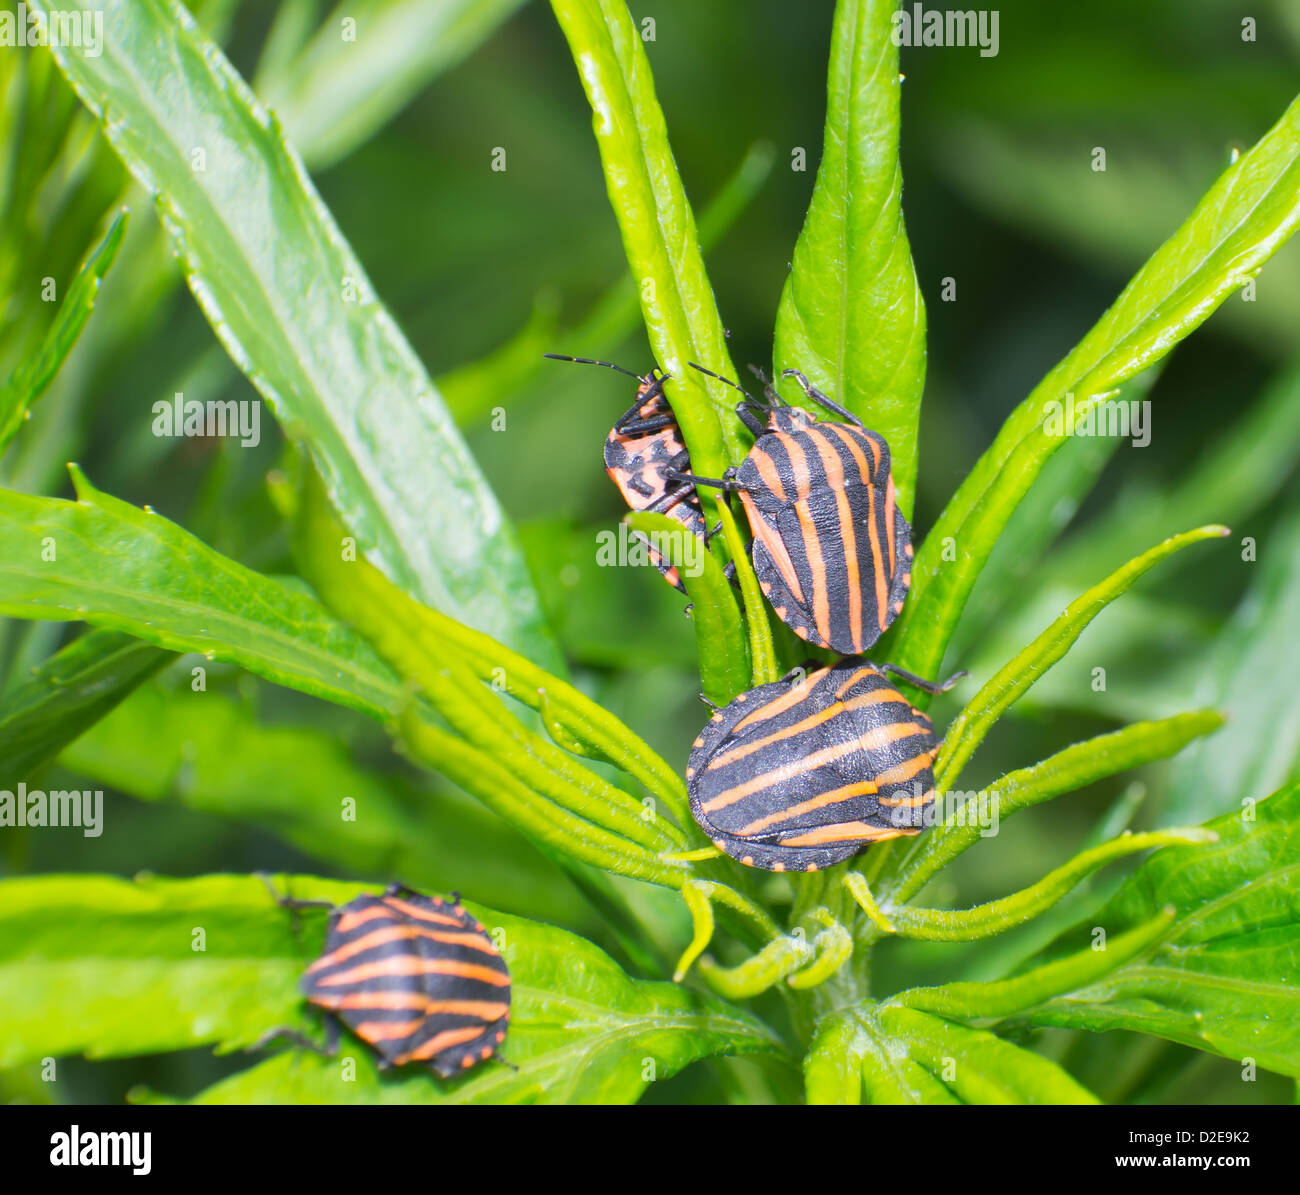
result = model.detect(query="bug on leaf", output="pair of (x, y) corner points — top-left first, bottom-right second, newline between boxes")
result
(545, 353), (708, 593)
(257, 881), (511, 1080)
(669, 364), (912, 653)
(686, 659), (963, 872)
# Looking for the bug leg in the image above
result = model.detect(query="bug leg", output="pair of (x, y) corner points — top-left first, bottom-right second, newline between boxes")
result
(663, 467), (746, 492)
(698, 692), (720, 710)
(246, 1023), (338, 1059)
(383, 881), (427, 899)
(614, 412), (676, 435)
(780, 368), (864, 427)
(777, 659), (821, 686)
(256, 871), (334, 912)
(734, 400), (767, 437)
(879, 663), (969, 695)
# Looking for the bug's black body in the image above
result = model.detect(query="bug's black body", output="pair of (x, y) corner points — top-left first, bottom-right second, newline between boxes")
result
(296, 886), (510, 1079)
(686, 660), (941, 872)
(679, 366), (914, 653)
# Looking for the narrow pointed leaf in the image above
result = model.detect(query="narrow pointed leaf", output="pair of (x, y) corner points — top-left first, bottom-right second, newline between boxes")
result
(29, 0), (558, 666)
(773, 0), (926, 515)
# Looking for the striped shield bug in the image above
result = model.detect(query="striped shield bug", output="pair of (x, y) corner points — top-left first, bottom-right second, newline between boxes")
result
(257, 881), (511, 1080)
(686, 659), (964, 872)
(545, 353), (712, 593)
(669, 364), (912, 654)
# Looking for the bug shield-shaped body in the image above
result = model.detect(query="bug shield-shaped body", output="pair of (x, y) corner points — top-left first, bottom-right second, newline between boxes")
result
(686, 661), (940, 872)
(301, 890), (510, 1079)
(738, 408), (911, 654)
(604, 372), (707, 593)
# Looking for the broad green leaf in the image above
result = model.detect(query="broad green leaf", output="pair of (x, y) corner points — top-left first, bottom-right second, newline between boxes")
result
(773, 0), (926, 515)
(0, 629), (169, 778)
(30, 0), (558, 668)
(1021, 782), (1300, 1077)
(804, 1013), (866, 1105)
(624, 510), (749, 705)
(1162, 504), (1300, 824)
(0, 874), (780, 1104)
(292, 464), (692, 828)
(809, 1005), (1097, 1104)
(879, 711), (1224, 907)
(873, 1006), (1099, 1104)
(58, 684), (586, 924)
(0, 212), (124, 452)
(936, 524), (1228, 784)
(549, 0), (744, 476)
(0, 469), (403, 718)
(262, 0), (528, 170)
(888, 90), (1300, 686)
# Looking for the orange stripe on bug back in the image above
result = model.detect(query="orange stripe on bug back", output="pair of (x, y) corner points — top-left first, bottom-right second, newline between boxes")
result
(884, 471), (898, 581)
(868, 752), (935, 788)
(733, 669), (831, 730)
(397, 1025), (487, 1065)
(876, 787), (935, 809)
(315, 956), (510, 988)
(703, 736), (887, 814)
(751, 445), (789, 504)
(333, 903), (401, 934)
(305, 924), (500, 973)
(352, 1018), (426, 1042)
(808, 427), (863, 651)
(859, 720), (928, 754)
(780, 434), (832, 642)
(742, 490), (807, 604)
(822, 424), (888, 639)
(735, 780), (880, 836)
(380, 895), (465, 927)
(779, 821), (915, 847)
(709, 689), (901, 769)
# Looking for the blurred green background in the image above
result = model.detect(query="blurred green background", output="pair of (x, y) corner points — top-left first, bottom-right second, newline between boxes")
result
(3, 0), (1298, 1103)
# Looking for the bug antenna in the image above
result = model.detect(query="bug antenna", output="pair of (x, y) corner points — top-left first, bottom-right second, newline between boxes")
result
(543, 353), (641, 380)
(746, 363), (784, 407)
(688, 361), (757, 403)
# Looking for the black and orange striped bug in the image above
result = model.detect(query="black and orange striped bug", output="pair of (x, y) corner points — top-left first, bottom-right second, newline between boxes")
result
(545, 353), (708, 593)
(686, 659), (963, 872)
(257, 881), (511, 1080)
(669, 364), (912, 654)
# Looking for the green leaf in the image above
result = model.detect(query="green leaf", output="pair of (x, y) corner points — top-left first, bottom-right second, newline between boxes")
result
(1021, 781), (1300, 1077)
(1162, 504), (1300, 823)
(57, 684), (587, 924)
(879, 711), (1224, 907)
(807, 1006), (1098, 1104)
(773, 0), (926, 515)
(0, 469), (403, 719)
(936, 524), (1229, 784)
(888, 90), (1300, 686)
(263, 0), (528, 170)
(0, 629), (169, 779)
(293, 464), (692, 829)
(0, 874), (780, 1103)
(0, 211), (125, 452)
(549, 0), (743, 477)
(624, 510), (749, 705)
(30, 0), (558, 667)
(872, 1006), (1099, 1104)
